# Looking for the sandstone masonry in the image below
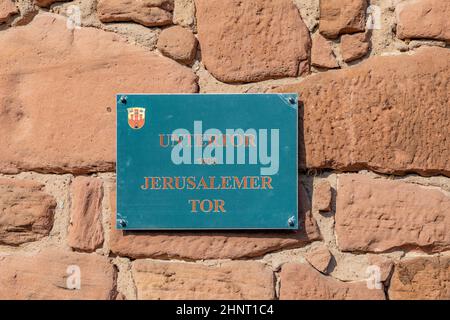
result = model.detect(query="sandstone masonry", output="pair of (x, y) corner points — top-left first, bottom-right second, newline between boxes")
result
(0, 0), (448, 300)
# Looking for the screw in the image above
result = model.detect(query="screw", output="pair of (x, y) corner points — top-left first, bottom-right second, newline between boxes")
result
(117, 219), (127, 227)
(288, 97), (296, 105)
(120, 96), (127, 104)
(288, 216), (296, 227)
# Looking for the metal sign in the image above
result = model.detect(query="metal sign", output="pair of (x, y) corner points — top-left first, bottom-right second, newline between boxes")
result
(116, 94), (298, 230)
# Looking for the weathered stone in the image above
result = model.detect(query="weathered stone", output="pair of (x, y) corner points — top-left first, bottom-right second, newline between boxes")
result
(115, 292), (126, 300)
(173, 0), (195, 27)
(0, 0), (17, 23)
(68, 177), (104, 252)
(304, 245), (332, 273)
(49, 0), (100, 28)
(329, 251), (401, 282)
(132, 260), (275, 299)
(408, 39), (447, 50)
(280, 263), (385, 300)
(0, 178), (55, 245)
(311, 33), (339, 69)
(396, 0), (450, 42)
(341, 32), (370, 62)
(294, 0), (320, 32)
(275, 47), (450, 176)
(12, 0), (37, 26)
(157, 25), (197, 65)
(195, 0), (311, 83)
(314, 180), (332, 211)
(102, 23), (161, 50)
(319, 0), (367, 39)
(367, 254), (394, 282)
(110, 182), (321, 260)
(97, 0), (174, 27)
(0, 249), (116, 299)
(34, 0), (69, 8)
(389, 256), (450, 300)
(335, 174), (450, 253)
(0, 14), (197, 174)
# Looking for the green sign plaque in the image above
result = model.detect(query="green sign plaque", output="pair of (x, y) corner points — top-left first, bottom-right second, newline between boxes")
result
(116, 94), (298, 230)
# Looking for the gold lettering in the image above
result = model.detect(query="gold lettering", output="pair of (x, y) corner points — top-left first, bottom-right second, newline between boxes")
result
(159, 134), (170, 147)
(208, 176), (216, 189)
(214, 199), (226, 212)
(142, 176), (274, 190)
(199, 199), (213, 212)
(189, 199), (226, 213)
(186, 176), (196, 189)
(140, 177), (149, 190)
(197, 177), (209, 189)
(174, 176), (185, 189)
(221, 176), (231, 189)
(188, 199), (199, 212)
(233, 176), (248, 189)
(249, 176), (259, 189)
(151, 177), (161, 189)
(162, 177), (174, 190)
(261, 176), (273, 189)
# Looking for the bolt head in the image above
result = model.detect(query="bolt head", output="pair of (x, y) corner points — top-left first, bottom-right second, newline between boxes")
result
(288, 97), (296, 105)
(288, 216), (296, 227)
(120, 96), (127, 104)
(118, 219), (127, 227)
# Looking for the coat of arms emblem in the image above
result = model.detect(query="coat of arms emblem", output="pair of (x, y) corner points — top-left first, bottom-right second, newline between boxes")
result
(127, 107), (146, 130)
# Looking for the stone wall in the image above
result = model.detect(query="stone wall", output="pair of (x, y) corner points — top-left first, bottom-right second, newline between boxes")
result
(0, 0), (449, 300)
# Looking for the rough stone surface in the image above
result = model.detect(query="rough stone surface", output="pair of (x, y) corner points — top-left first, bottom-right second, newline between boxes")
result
(97, 0), (174, 27)
(35, 0), (69, 8)
(396, 0), (450, 42)
(13, 0), (38, 26)
(368, 254), (394, 282)
(304, 245), (332, 273)
(314, 180), (332, 211)
(0, 178), (56, 245)
(0, 0), (448, 302)
(389, 256), (450, 300)
(275, 47), (450, 176)
(280, 263), (385, 300)
(67, 177), (104, 252)
(102, 23), (161, 50)
(294, 0), (320, 31)
(319, 0), (367, 39)
(132, 260), (275, 299)
(0, 14), (198, 174)
(173, 0), (195, 27)
(336, 174), (450, 253)
(322, 248), (403, 282)
(311, 33), (338, 69)
(0, 0), (17, 22)
(341, 32), (370, 62)
(48, 0), (102, 28)
(110, 183), (321, 260)
(195, 0), (311, 83)
(0, 249), (116, 299)
(157, 25), (197, 65)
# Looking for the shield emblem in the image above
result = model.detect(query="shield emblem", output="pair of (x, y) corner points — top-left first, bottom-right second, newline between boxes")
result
(127, 107), (146, 130)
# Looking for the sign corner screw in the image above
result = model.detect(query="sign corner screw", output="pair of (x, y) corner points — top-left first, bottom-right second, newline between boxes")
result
(120, 95), (127, 104)
(288, 216), (296, 227)
(288, 97), (296, 105)
(117, 218), (127, 227)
